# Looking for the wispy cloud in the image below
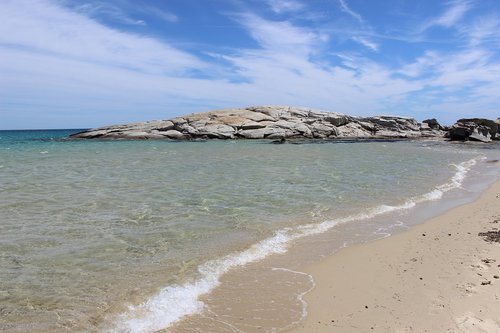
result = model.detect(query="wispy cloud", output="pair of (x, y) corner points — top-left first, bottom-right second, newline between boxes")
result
(352, 36), (379, 52)
(434, 0), (471, 27)
(266, 0), (304, 14)
(0, 0), (203, 75)
(421, 0), (471, 31)
(338, 0), (363, 24)
(399, 47), (493, 83)
(335, 0), (379, 54)
(139, 6), (178, 23)
(462, 15), (500, 46)
(428, 49), (494, 87)
(398, 52), (438, 78)
(235, 13), (318, 55)
(74, 2), (146, 26)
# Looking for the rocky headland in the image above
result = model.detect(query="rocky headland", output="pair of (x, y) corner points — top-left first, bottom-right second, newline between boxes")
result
(70, 106), (499, 142)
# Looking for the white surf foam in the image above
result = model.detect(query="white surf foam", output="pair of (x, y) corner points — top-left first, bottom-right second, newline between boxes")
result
(417, 158), (479, 203)
(111, 157), (480, 333)
(271, 267), (316, 330)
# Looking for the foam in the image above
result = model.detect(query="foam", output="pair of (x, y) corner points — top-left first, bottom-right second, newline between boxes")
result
(271, 267), (316, 330)
(416, 158), (479, 204)
(111, 157), (480, 333)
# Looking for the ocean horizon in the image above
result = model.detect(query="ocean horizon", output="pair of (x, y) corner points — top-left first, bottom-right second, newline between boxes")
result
(1, 129), (499, 332)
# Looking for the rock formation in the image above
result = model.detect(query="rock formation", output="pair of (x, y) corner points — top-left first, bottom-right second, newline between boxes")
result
(448, 118), (500, 142)
(71, 106), (447, 140)
(422, 118), (446, 131)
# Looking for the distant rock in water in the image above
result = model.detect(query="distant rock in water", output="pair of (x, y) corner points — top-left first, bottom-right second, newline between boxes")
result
(448, 118), (500, 142)
(70, 106), (447, 140)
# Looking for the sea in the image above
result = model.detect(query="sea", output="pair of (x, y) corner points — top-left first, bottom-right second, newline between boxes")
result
(1, 129), (499, 333)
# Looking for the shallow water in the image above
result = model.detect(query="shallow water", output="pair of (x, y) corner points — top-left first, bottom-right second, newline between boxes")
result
(0, 131), (499, 332)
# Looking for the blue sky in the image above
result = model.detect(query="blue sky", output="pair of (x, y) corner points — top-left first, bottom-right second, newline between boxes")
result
(1, 0), (500, 129)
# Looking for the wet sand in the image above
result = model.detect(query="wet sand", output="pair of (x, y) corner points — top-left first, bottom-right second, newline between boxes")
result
(287, 179), (500, 332)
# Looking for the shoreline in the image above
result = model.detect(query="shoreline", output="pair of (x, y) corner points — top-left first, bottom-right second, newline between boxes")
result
(286, 178), (500, 332)
(164, 157), (497, 333)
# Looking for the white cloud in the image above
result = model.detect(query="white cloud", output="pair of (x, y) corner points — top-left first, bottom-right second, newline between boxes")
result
(421, 0), (471, 31)
(435, 0), (470, 27)
(74, 2), (146, 26)
(395, 46), (500, 122)
(140, 6), (178, 23)
(236, 13), (318, 55)
(428, 50), (496, 87)
(0, 0), (203, 75)
(338, 0), (364, 24)
(0, 46), (247, 127)
(398, 51), (441, 78)
(352, 36), (379, 52)
(463, 15), (500, 46)
(74, 1), (178, 25)
(267, 0), (304, 14)
(398, 47), (493, 85)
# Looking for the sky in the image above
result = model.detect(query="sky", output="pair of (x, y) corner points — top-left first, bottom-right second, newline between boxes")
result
(1, 0), (500, 129)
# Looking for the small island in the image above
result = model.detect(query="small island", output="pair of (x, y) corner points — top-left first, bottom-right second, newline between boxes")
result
(71, 106), (499, 142)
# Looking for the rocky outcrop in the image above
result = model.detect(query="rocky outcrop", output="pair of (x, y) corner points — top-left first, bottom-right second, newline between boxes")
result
(70, 106), (447, 141)
(448, 118), (499, 142)
(422, 118), (445, 131)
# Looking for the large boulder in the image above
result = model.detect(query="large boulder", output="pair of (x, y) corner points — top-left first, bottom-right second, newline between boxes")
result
(162, 130), (185, 140)
(197, 124), (235, 139)
(324, 113), (350, 127)
(463, 119), (498, 138)
(336, 122), (371, 138)
(364, 116), (420, 132)
(309, 121), (337, 138)
(449, 118), (498, 142)
(422, 118), (444, 130)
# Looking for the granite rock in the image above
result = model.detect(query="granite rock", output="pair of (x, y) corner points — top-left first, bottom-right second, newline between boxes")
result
(449, 118), (499, 142)
(422, 118), (444, 130)
(70, 106), (449, 141)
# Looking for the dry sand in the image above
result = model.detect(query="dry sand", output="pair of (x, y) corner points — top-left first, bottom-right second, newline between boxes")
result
(287, 180), (500, 333)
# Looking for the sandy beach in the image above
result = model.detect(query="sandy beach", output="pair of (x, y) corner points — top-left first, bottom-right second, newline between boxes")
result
(287, 179), (500, 333)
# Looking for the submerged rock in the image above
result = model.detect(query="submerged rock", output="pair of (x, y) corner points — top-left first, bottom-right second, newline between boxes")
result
(70, 106), (448, 141)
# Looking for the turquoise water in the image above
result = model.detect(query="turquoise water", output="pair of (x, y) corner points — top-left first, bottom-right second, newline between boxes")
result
(0, 130), (499, 332)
